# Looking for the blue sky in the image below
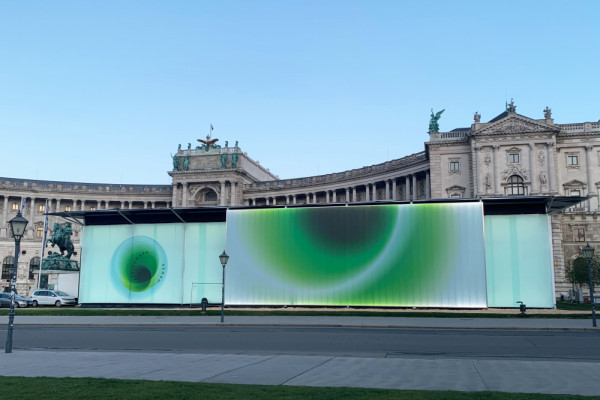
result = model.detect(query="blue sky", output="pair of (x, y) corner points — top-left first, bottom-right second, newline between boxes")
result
(1, 1), (599, 184)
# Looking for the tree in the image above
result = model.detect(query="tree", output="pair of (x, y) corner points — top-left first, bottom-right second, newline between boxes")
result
(565, 255), (600, 290)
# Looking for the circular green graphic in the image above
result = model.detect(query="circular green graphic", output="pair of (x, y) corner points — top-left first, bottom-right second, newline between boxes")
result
(111, 236), (167, 293)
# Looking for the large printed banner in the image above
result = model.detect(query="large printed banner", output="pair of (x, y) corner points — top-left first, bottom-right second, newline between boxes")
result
(484, 214), (554, 308)
(225, 203), (487, 307)
(79, 222), (226, 304)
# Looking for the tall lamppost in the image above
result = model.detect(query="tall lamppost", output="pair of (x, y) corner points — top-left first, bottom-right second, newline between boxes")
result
(582, 243), (596, 328)
(5, 211), (28, 353)
(219, 251), (229, 323)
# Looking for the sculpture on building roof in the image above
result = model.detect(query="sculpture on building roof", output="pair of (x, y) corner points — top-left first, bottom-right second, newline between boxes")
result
(232, 151), (239, 168)
(474, 111), (481, 123)
(506, 99), (516, 113)
(197, 134), (221, 151)
(182, 154), (190, 171)
(544, 106), (552, 119)
(221, 151), (228, 168)
(428, 109), (445, 133)
(171, 153), (180, 171)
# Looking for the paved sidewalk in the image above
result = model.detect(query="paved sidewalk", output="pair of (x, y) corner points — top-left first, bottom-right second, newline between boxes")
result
(1, 314), (598, 330)
(1, 316), (599, 396)
(1, 349), (599, 396)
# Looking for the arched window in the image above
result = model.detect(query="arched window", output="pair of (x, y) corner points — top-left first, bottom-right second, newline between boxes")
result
(205, 190), (218, 202)
(194, 188), (219, 205)
(505, 175), (525, 196)
(29, 257), (41, 280)
(2, 256), (15, 280)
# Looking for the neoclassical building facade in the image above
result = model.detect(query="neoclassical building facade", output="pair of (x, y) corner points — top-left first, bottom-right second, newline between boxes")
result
(1, 103), (599, 300)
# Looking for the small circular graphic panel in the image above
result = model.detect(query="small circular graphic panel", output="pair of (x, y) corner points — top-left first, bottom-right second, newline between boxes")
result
(111, 236), (167, 293)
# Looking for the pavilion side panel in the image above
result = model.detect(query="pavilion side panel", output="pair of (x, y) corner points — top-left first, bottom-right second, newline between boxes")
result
(181, 222), (226, 305)
(484, 214), (554, 308)
(225, 203), (487, 307)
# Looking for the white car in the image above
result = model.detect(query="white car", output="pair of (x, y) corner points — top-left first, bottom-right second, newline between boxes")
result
(31, 290), (77, 307)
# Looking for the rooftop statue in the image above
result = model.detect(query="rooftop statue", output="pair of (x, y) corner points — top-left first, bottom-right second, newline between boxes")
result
(474, 111), (481, 123)
(428, 109), (445, 133)
(506, 99), (517, 113)
(232, 151), (239, 168)
(171, 153), (180, 171)
(197, 134), (221, 151)
(182, 154), (190, 171)
(544, 106), (552, 119)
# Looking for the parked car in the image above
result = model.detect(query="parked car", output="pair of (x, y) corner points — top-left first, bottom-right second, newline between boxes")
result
(31, 290), (77, 307)
(0, 293), (11, 308)
(0, 292), (34, 308)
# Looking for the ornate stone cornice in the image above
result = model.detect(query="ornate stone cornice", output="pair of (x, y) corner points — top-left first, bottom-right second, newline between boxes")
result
(473, 115), (560, 136)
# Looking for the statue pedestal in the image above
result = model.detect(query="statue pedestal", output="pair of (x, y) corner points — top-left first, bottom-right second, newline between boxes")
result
(41, 257), (79, 272)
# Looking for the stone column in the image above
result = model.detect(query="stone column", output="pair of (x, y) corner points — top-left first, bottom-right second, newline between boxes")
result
(231, 181), (237, 206)
(412, 174), (417, 200)
(251, 198), (256, 206)
(586, 145), (597, 210)
(345, 188), (350, 203)
(144, 202), (148, 209)
(365, 184), (370, 202)
(385, 181), (390, 200)
(492, 145), (500, 195)
(29, 197), (36, 223)
(425, 171), (430, 199)
(80, 200), (85, 211)
(3, 196), (9, 228)
(56, 199), (61, 212)
(547, 143), (556, 193)
(392, 179), (397, 200)
(528, 143), (536, 194)
(172, 185), (178, 207)
(352, 187), (357, 202)
(405, 176), (411, 200)
(220, 181), (226, 206)
(332, 190), (337, 202)
(151, 201), (156, 208)
(326, 191), (330, 203)
(120, 201), (124, 209)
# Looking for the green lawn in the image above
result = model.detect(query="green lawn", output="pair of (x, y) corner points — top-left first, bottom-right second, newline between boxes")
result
(0, 377), (597, 400)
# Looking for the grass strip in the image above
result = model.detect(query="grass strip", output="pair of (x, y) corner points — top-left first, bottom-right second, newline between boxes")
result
(0, 377), (598, 400)
(0, 308), (592, 318)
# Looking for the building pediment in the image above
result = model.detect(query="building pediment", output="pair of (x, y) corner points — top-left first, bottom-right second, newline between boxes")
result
(563, 179), (587, 189)
(473, 114), (560, 136)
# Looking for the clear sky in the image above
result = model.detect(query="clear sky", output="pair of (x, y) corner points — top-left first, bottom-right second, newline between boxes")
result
(1, 1), (599, 185)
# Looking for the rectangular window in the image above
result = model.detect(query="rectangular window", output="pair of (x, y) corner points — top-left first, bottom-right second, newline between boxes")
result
(570, 190), (581, 197)
(449, 161), (460, 171)
(11, 202), (19, 211)
(36, 227), (44, 238)
(509, 153), (520, 163)
(574, 227), (585, 242)
(567, 155), (579, 165)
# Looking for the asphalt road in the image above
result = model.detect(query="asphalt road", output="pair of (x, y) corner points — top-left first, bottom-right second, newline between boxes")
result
(4, 325), (600, 362)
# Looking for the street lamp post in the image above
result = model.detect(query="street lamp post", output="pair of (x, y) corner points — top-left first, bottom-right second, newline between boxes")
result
(219, 250), (229, 323)
(5, 211), (29, 353)
(582, 242), (596, 328)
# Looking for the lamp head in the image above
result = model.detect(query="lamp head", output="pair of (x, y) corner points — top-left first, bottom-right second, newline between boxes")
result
(219, 250), (229, 266)
(8, 211), (28, 241)
(582, 243), (595, 260)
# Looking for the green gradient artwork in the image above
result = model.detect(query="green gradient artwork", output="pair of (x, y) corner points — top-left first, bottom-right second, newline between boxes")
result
(111, 236), (167, 293)
(226, 203), (487, 307)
